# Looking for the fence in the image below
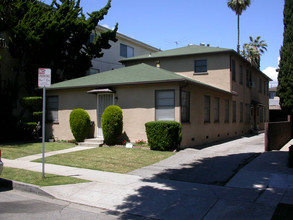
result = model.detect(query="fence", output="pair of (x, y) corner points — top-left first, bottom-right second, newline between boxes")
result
(265, 115), (292, 151)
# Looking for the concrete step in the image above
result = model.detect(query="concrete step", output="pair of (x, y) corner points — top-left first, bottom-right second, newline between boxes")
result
(78, 138), (104, 147)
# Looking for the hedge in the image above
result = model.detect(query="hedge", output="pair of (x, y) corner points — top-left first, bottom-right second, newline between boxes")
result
(69, 108), (91, 142)
(101, 105), (123, 145)
(145, 121), (182, 151)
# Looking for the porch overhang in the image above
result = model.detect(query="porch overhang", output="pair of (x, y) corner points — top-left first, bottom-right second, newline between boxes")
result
(87, 88), (115, 94)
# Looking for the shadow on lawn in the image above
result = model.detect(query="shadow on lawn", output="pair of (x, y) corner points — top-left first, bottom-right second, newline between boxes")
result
(107, 151), (289, 219)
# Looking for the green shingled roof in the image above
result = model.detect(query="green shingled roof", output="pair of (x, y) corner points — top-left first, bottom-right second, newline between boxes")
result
(48, 63), (231, 94)
(120, 44), (233, 62)
(48, 63), (187, 90)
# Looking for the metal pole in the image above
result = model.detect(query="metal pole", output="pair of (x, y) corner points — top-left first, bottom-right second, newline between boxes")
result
(42, 87), (46, 178)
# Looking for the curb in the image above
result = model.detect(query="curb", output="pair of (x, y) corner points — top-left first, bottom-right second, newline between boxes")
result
(0, 178), (54, 198)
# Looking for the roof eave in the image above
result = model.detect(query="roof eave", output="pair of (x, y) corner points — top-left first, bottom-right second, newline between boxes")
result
(120, 49), (234, 64)
(47, 78), (186, 91)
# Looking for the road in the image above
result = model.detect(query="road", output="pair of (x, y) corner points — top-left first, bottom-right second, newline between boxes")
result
(0, 188), (146, 220)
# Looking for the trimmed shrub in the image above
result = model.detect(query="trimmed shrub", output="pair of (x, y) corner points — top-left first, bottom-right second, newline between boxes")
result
(33, 111), (43, 122)
(20, 96), (42, 111)
(69, 108), (91, 142)
(145, 121), (182, 151)
(101, 105), (123, 145)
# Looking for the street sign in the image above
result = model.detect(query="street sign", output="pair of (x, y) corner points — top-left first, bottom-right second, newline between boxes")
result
(38, 68), (51, 87)
(38, 68), (51, 178)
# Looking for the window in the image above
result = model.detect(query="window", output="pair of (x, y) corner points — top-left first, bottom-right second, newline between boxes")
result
(240, 102), (243, 122)
(120, 43), (134, 58)
(246, 69), (251, 87)
(225, 100), (229, 123)
(47, 96), (58, 123)
(181, 91), (190, 123)
(232, 101), (236, 122)
(194, 59), (207, 74)
(264, 80), (268, 95)
(204, 96), (210, 123)
(239, 65), (243, 84)
(259, 77), (262, 92)
(260, 107), (264, 122)
(89, 33), (95, 43)
(232, 59), (236, 81)
(155, 90), (175, 121)
(269, 91), (275, 99)
(245, 104), (250, 123)
(214, 97), (220, 123)
(87, 67), (100, 75)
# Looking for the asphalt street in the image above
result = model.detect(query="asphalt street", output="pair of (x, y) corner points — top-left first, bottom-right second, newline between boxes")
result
(0, 188), (146, 220)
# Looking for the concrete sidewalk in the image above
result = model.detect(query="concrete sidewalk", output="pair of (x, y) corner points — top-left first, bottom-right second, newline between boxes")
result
(2, 137), (293, 219)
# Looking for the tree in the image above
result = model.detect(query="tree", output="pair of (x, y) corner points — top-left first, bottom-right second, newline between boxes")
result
(1, 0), (118, 95)
(0, 0), (117, 141)
(227, 0), (251, 53)
(277, 0), (293, 115)
(241, 36), (267, 69)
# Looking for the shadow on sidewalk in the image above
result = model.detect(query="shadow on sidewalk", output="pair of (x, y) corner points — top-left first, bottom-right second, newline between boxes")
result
(107, 151), (286, 219)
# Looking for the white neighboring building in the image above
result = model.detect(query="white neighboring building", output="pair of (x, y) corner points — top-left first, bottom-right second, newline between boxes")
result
(88, 25), (160, 74)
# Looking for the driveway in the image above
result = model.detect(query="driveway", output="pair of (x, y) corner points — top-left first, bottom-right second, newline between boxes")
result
(129, 134), (265, 185)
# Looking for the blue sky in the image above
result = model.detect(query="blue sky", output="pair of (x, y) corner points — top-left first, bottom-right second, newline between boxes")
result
(44, 0), (285, 87)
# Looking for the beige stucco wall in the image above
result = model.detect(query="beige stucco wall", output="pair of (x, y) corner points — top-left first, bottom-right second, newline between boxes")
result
(116, 83), (180, 142)
(46, 88), (97, 141)
(230, 55), (270, 131)
(124, 53), (231, 92)
(46, 83), (181, 143)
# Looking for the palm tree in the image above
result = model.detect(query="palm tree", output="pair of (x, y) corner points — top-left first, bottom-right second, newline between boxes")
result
(227, 0), (251, 53)
(241, 36), (268, 69)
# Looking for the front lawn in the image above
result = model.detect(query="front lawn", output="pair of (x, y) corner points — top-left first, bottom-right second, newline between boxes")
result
(34, 146), (175, 174)
(0, 142), (76, 159)
(1, 167), (89, 186)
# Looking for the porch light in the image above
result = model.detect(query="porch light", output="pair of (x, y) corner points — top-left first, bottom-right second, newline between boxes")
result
(156, 60), (160, 68)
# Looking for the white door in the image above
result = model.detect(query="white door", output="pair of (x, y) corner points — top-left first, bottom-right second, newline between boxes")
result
(97, 94), (114, 138)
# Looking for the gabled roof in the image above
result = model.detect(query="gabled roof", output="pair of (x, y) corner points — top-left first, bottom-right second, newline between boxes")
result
(47, 63), (231, 94)
(120, 44), (233, 62)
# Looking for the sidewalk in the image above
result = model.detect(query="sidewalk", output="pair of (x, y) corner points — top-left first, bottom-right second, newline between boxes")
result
(2, 138), (293, 219)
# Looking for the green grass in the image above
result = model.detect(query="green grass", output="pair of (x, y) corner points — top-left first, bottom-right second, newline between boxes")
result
(0, 142), (76, 159)
(1, 167), (89, 186)
(34, 147), (175, 174)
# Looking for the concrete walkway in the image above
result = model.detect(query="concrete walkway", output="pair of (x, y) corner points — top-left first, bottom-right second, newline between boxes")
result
(2, 136), (293, 219)
(129, 134), (265, 185)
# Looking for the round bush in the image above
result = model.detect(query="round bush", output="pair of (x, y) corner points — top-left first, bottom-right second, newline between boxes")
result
(145, 121), (182, 151)
(101, 105), (123, 145)
(69, 108), (91, 142)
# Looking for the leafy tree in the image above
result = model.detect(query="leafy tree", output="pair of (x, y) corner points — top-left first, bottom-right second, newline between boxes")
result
(241, 36), (267, 69)
(0, 0), (117, 141)
(227, 0), (251, 53)
(277, 0), (293, 115)
(1, 0), (118, 95)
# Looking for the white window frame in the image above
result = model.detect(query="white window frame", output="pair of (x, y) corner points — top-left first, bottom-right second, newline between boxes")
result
(155, 90), (175, 121)
(120, 43), (134, 58)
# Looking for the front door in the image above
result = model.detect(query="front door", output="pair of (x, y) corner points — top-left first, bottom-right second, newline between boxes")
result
(97, 93), (114, 138)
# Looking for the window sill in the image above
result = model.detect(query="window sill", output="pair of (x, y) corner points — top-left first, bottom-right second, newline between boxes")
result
(194, 72), (208, 75)
(46, 122), (59, 125)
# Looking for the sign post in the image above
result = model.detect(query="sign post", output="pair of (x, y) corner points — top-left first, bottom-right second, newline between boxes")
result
(38, 68), (51, 178)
